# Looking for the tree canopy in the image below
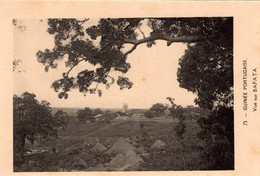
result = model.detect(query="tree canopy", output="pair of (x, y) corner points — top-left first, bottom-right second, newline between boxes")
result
(13, 92), (57, 162)
(77, 107), (94, 122)
(37, 18), (233, 110)
(53, 110), (68, 129)
(150, 103), (166, 116)
(197, 106), (234, 169)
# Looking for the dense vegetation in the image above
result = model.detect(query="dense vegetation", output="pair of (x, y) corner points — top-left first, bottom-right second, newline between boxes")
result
(13, 92), (66, 168)
(15, 109), (207, 171)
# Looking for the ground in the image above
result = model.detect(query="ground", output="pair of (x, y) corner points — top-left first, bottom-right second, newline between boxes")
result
(15, 111), (206, 171)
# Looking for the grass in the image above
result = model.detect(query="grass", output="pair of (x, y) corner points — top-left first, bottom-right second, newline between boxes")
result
(16, 115), (205, 171)
(57, 118), (203, 170)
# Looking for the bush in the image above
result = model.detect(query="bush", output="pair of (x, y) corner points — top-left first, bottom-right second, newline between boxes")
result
(144, 110), (154, 118)
(126, 111), (134, 117)
(77, 107), (94, 122)
(150, 103), (166, 116)
(54, 110), (68, 130)
(116, 111), (127, 116)
(93, 108), (103, 116)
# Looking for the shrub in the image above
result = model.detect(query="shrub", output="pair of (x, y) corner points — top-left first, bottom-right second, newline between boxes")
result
(77, 107), (94, 122)
(54, 110), (68, 130)
(150, 103), (166, 116)
(144, 110), (154, 118)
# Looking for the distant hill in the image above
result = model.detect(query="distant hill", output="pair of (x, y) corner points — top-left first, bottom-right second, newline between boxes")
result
(51, 107), (147, 117)
(128, 109), (147, 114)
(52, 107), (84, 116)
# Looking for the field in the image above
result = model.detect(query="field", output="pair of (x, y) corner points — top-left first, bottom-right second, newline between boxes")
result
(16, 108), (208, 171)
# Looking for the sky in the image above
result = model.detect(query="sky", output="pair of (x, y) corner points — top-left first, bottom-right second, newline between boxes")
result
(13, 19), (197, 109)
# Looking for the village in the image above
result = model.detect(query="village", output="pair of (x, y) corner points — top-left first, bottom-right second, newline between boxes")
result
(19, 104), (204, 171)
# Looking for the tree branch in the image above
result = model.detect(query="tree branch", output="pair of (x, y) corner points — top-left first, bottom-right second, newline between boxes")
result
(65, 33), (207, 89)
(123, 35), (205, 56)
(124, 44), (137, 57)
(125, 35), (204, 45)
(66, 19), (90, 35)
(65, 42), (110, 77)
(65, 58), (85, 77)
(138, 26), (146, 38)
(77, 18), (90, 25)
(94, 82), (100, 90)
(106, 74), (115, 84)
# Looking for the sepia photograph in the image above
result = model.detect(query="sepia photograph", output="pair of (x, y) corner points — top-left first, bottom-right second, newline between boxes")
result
(1, 1), (260, 176)
(13, 17), (234, 172)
